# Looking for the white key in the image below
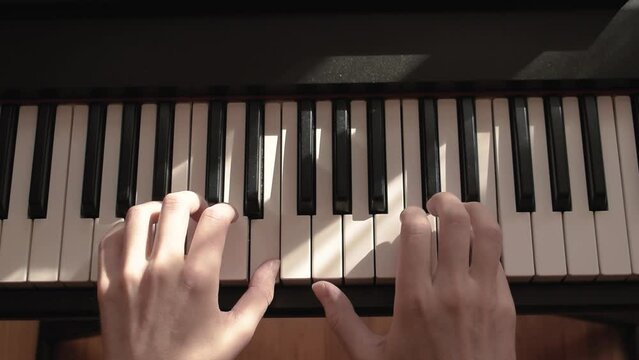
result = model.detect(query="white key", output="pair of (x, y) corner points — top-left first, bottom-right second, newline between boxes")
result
(136, 104), (157, 204)
(493, 98), (534, 281)
(475, 99), (498, 220)
(221, 102), (248, 283)
(189, 103), (208, 196)
(527, 97), (566, 281)
(594, 96), (631, 279)
(562, 97), (599, 280)
(312, 101), (342, 282)
(343, 100), (374, 284)
(90, 104), (123, 281)
(280, 101), (311, 284)
(250, 102), (281, 279)
(28, 105), (73, 283)
(437, 99), (461, 198)
(614, 96), (639, 277)
(172, 103), (191, 192)
(374, 99), (403, 283)
(59, 105), (95, 283)
(0, 106), (37, 283)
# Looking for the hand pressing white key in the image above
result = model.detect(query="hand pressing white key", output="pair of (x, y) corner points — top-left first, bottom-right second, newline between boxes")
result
(312, 192), (516, 360)
(97, 191), (280, 360)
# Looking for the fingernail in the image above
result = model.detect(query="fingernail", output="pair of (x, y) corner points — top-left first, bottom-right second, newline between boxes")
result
(311, 281), (327, 301)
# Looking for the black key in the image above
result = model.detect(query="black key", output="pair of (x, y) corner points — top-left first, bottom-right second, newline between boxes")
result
(81, 103), (107, 218)
(28, 104), (57, 219)
(631, 94), (639, 171)
(457, 97), (480, 202)
(116, 103), (141, 218)
(543, 97), (572, 212)
(332, 99), (352, 214)
(244, 101), (264, 219)
(578, 96), (608, 211)
(152, 102), (175, 201)
(366, 99), (387, 214)
(297, 100), (316, 215)
(205, 101), (226, 204)
(509, 97), (536, 212)
(0, 104), (19, 219)
(419, 98), (440, 207)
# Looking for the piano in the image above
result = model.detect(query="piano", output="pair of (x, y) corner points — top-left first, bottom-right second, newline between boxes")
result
(0, 0), (639, 331)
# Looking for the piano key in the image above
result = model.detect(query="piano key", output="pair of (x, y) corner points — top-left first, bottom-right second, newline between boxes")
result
(250, 102), (281, 279)
(543, 96), (572, 212)
(493, 98), (534, 281)
(508, 97), (536, 212)
(28, 104), (57, 219)
(475, 99), (498, 220)
(332, 99), (352, 215)
(343, 100), (374, 284)
(0, 106), (37, 283)
(171, 103), (191, 193)
(374, 99), (403, 283)
(136, 104), (157, 204)
(297, 100), (316, 216)
(280, 101), (311, 284)
(312, 100), (342, 282)
(438, 99), (461, 198)
(28, 105), (72, 282)
(81, 103), (107, 218)
(419, 98), (440, 202)
(115, 103), (141, 218)
(367, 99), (388, 214)
(205, 101), (226, 204)
(0, 104), (19, 219)
(527, 97), (566, 281)
(221, 102), (248, 283)
(561, 97), (599, 281)
(90, 104), (124, 281)
(189, 102), (208, 195)
(614, 96), (639, 277)
(152, 102), (175, 201)
(578, 96), (608, 211)
(593, 96), (631, 279)
(632, 95), (639, 169)
(457, 97), (480, 202)
(59, 105), (95, 282)
(244, 101), (264, 219)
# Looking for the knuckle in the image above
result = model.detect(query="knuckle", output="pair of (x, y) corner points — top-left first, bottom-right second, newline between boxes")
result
(162, 192), (186, 209)
(201, 205), (234, 224)
(181, 264), (213, 292)
(439, 280), (469, 313)
(125, 205), (146, 222)
(401, 211), (432, 237)
(401, 292), (428, 318)
(477, 223), (503, 244)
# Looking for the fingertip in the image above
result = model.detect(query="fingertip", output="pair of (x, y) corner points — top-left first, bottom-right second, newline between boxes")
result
(400, 206), (426, 223)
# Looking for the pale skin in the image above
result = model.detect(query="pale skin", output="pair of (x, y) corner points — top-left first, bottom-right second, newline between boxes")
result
(98, 191), (516, 360)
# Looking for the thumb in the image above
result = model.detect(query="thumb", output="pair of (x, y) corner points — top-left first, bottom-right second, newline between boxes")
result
(231, 259), (280, 334)
(312, 281), (382, 360)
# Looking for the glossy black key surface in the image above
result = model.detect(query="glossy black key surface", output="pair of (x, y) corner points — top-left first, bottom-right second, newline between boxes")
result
(632, 94), (639, 171)
(366, 99), (387, 214)
(81, 104), (107, 218)
(543, 97), (572, 212)
(509, 97), (536, 212)
(457, 97), (480, 202)
(419, 98), (440, 207)
(0, 104), (19, 219)
(578, 96), (607, 211)
(116, 103), (141, 218)
(152, 102), (175, 201)
(28, 104), (57, 219)
(297, 100), (316, 215)
(244, 101), (264, 219)
(205, 101), (226, 204)
(332, 99), (352, 215)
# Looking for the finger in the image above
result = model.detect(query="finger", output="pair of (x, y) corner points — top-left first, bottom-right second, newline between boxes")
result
(426, 192), (471, 277)
(312, 281), (383, 360)
(395, 207), (433, 305)
(98, 222), (126, 297)
(151, 191), (208, 264)
(230, 259), (279, 335)
(122, 202), (162, 283)
(464, 202), (503, 282)
(183, 203), (238, 291)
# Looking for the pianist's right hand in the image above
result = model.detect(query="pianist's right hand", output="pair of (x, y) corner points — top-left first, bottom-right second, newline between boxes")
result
(312, 192), (517, 360)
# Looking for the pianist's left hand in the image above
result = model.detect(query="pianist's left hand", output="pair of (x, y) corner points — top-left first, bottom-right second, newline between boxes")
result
(97, 191), (280, 360)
